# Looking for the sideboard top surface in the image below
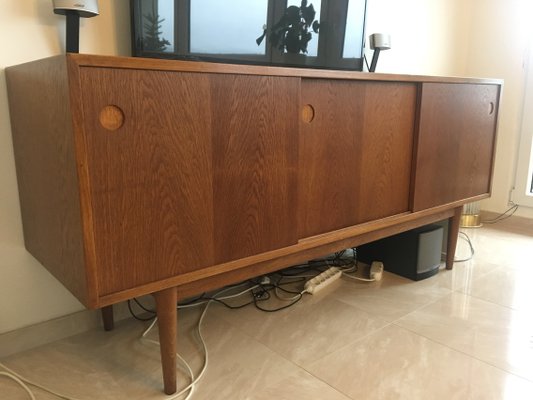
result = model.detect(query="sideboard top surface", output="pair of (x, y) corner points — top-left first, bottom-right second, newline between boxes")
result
(9, 53), (503, 86)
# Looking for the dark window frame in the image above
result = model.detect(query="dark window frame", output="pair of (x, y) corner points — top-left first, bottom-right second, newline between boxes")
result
(130, 0), (367, 70)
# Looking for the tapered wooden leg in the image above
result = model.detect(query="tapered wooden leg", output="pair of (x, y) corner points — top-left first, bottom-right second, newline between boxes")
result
(154, 287), (178, 395)
(446, 206), (463, 270)
(101, 305), (114, 331)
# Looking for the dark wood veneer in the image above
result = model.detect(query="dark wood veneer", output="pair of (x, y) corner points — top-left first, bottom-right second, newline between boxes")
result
(413, 83), (500, 211)
(80, 68), (216, 295)
(210, 74), (299, 263)
(299, 80), (416, 238)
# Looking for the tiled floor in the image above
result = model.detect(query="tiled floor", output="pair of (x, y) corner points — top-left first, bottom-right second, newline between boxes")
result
(1, 217), (533, 399)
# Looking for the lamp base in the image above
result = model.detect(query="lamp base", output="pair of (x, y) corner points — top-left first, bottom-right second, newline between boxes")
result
(460, 214), (483, 228)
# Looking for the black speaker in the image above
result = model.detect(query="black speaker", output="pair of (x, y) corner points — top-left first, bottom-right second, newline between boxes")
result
(357, 224), (444, 281)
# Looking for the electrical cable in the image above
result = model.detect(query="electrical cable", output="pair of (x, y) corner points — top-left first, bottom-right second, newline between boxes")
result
(0, 362), (84, 400)
(441, 231), (475, 262)
(127, 299), (156, 321)
(140, 282), (259, 400)
(327, 249), (377, 282)
(140, 318), (197, 400)
(274, 286), (302, 301)
(0, 370), (35, 400)
(252, 289), (306, 312)
(0, 249), (364, 400)
(272, 278), (308, 301)
(342, 272), (376, 282)
(453, 231), (475, 262)
(177, 284), (260, 309)
(133, 298), (156, 314)
(0, 283), (259, 400)
(481, 203), (519, 224)
(363, 53), (371, 71)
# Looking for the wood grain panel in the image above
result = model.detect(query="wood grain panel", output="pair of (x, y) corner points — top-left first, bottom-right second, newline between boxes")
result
(5, 57), (92, 306)
(210, 75), (299, 263)
(67, 53), (503, 85)
(79, 68), (215, 295)
(413, 83), (499, 211)
(299, 80), (416, 238)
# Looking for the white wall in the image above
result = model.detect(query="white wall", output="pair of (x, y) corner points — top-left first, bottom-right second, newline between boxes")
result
(0, 1), (130, 334)
(462, 0), (533, 218)
(364, 0), (467, 77)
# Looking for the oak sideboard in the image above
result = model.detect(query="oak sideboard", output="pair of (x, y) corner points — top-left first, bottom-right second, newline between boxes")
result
(6, 54), (501, 394)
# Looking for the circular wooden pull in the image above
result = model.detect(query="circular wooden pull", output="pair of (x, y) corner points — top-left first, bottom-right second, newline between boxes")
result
(488, 102), (495, 115)
(99, 105), (125, 131)
(302, 104), (315, 123)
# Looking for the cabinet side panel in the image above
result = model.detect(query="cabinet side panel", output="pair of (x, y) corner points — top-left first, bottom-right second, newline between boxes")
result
(413, 83), (499, 211)
(5, 57), (89, 306)
(211, 75), (299, 263)
(79, 68), (215, 295)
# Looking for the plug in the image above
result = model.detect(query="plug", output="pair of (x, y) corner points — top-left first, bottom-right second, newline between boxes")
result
(259, 276), (271, 285)
(369, 261), (384, 281)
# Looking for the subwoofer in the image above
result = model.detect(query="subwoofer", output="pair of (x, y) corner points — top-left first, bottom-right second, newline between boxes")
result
(357, 224), (444, 281)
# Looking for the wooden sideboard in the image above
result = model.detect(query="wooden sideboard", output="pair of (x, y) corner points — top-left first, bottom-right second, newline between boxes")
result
(6, 54), (501, 394)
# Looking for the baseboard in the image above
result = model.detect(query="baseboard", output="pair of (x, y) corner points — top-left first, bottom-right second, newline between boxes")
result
(0, 309), (100, 358)
(0, 297), (154, 358)
(478, 210), (533, 235)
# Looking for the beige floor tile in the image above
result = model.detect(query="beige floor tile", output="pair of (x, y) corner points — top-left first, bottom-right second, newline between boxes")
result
(175, 312), (319, 400)
(0, 381), (58, 400)
(307, 324), (533, 400)
(464, 226), (533, 269)
(2, 306), (347, 400)
(459, 265), (533, 312)
(247, 369), (352, 400)
(213, 291), (389, 366)
(330, 273), (451, 322)
(396, 292), (533, 381)
(2, 319), (176, 400)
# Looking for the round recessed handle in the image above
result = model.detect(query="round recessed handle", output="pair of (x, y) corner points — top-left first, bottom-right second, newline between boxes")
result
(301, 104), (315, 123)
(488, 102), (495, 115)
(99, 105), (125, 131)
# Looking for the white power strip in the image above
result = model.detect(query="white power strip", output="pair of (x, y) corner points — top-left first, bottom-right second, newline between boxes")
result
(304, 267), (343, 294)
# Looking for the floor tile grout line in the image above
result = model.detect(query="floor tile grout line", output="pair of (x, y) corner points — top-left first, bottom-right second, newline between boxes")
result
(296, 366), (366, 400)
(210, 305), (391, 400)
(295, 323), (397, 400)
(391, 321), (533, 384)
(455, 290), (531, 314)
(208, 293), (396, 367)
(385, 290), (454, 325)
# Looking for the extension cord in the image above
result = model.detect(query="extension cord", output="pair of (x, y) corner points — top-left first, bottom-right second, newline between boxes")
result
(304, 267), (343, 294)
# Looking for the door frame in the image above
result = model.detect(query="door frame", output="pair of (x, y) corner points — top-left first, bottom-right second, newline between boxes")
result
(512, 45), (533, 207)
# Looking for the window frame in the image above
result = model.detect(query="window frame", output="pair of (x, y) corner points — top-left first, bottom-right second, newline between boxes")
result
(130, 0), (367, 71)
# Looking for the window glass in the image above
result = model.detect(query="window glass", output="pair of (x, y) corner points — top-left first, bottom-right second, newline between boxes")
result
(190, 0), (268, 54)
(141, 0), (175, 53)
(285, 0), (321, 57)
(343, 0), (366, 58)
